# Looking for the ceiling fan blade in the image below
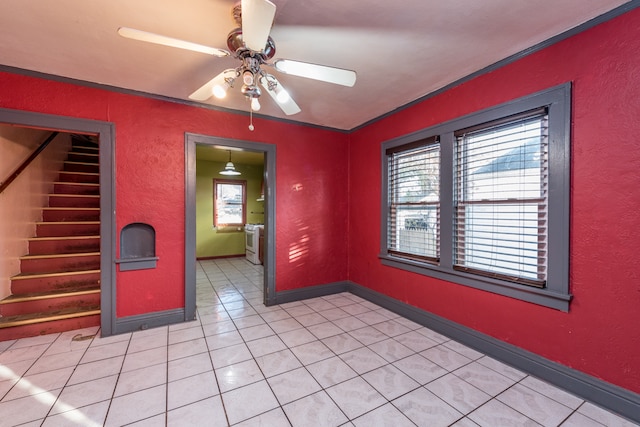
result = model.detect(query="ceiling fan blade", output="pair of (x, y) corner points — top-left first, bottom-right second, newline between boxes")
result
(260, 75), (301, 116)
(189, 69), (236, 101)
(241, 0), (276, 52)
(273, 59), (356, 87)
(118, 27), (229, 57)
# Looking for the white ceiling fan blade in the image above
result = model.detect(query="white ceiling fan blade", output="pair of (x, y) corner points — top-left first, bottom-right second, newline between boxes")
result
(189, 69), (236, 101)
(273, 59), (356, 87)
(241, 0), (276, 52)
(260, 75), (301, 115)
(118, 27), (229, 57)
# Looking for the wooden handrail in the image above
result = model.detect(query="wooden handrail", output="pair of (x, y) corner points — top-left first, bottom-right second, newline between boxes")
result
(0, 131), (59, 195)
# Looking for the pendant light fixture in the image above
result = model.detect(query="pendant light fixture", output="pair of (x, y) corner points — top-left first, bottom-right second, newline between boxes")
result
(220, 150), (241, 176)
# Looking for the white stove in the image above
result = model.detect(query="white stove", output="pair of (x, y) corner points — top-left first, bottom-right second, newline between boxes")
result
(245, 224), (263, 264)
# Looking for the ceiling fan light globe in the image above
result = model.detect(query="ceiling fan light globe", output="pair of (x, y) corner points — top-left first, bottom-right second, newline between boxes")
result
(251, 98), (261, 111)
(212, 85), (228, 99)
(242, 70), (254, 85)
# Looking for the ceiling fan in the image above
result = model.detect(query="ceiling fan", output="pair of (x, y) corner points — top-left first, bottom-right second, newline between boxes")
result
(118, 0), (356, 129)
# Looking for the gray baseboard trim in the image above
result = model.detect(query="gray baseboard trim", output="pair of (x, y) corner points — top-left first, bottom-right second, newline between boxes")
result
(113, 308), (189, 335)
(273, 280), (640, 423)
(273, 281), (349, 305)
(346, 281), (640, 424)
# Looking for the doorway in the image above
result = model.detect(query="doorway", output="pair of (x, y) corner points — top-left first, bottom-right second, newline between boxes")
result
(0, 107), (116, 336)
(184, 133), (276, 311)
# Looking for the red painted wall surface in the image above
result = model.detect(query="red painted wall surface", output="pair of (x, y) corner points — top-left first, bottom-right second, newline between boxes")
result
(349, 9), (640, 393)
(0, 75), (349, 317)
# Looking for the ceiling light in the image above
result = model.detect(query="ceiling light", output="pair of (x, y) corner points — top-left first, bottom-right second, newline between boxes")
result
(242, 70), (255, 86)
(220, 150), (241, 176)
(251, 98), (261, 112)
(212, 83), (229, 99)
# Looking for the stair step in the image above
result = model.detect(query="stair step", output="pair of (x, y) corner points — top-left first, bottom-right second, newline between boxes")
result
(11, 270), (100, 294)
(36, 221), (100, 237)
(20, 252), (100, 274)
(72, 136), (99, 147)
(64, 161), (99, 173)
(29, 235), (100, 255)
(0, 307), (100, 341)
(48, 194), (100, 208)
(53, 182), (100, 195)
(58, 171), (99, 184)
(71, 145), (99, 154)
(68, 152), (99, 164)
(0, 288), (100, 317)
(42, 207), (100, 222)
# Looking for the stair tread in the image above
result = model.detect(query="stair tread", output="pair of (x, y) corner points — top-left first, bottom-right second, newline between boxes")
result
(12, 269), (101, 280)
(43, 207), (100, 211)
(48, 193), (100, 197)
(0, 306), (101, 328)
(20, 252), (100, 260)
(36, 221), (100, 225)
(1, 287), (100, 304)
(54, 181), (99, 186)
(64, 160), (99, 164)
(59, 171), (99, 175)
(29, 235), (99, 241)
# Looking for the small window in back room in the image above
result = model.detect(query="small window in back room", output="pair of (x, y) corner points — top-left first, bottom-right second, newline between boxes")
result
(214, 179), (246, 227)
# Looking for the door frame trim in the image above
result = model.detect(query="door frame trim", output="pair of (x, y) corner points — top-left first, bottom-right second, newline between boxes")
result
(185, 133), (276, 312)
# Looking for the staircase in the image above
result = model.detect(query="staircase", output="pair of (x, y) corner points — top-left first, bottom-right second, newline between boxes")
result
(0, 136), (101, 341)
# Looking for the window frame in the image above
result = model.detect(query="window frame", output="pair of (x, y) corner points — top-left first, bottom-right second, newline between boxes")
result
(213, 179), (247, 228)
(380, 84), (571, 311)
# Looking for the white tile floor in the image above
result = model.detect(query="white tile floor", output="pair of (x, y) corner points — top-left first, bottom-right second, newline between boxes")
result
(0, 258), (638, 427)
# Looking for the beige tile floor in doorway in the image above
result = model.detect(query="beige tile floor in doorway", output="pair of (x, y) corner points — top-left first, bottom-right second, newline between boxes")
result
(0, 258), (638, 426)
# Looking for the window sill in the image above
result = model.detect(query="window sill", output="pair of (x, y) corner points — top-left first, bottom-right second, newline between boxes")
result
(379, 254), (571, 311)
(215, 225), (244, 233)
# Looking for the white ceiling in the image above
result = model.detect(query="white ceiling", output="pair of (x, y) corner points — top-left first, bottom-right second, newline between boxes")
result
(0, 0), (630, 131)
(196, 144), (264, 164)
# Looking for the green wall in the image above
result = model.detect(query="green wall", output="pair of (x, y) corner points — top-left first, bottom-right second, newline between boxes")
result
(196, 158), (264, 258)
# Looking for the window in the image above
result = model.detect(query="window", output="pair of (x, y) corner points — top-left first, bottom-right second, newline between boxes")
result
(386, 137), (440, 263)
(214, 179), (246, 227)
(454, 110), (547, 287)
(381, 84), (571, 310)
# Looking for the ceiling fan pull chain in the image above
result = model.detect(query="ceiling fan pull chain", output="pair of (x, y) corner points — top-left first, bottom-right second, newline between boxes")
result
(249, 109), (255, 131)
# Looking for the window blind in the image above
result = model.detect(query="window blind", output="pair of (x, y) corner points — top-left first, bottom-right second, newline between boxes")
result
(387, 136), (440, 262)
(453, 109), (548, 287)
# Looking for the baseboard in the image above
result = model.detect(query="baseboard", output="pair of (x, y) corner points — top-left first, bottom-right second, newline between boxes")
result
(196, 254), (245, 261)
(114, 308), (189, 335)
(275, 280), (640, 424)
(273, 281), (349, 305)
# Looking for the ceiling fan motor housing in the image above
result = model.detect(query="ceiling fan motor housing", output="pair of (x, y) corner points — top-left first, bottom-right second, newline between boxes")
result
(227, 28), (276, 60)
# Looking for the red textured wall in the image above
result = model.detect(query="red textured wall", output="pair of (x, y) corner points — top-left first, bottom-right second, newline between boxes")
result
(349, 9), (640, 393)
(0, 74), (348, 317)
